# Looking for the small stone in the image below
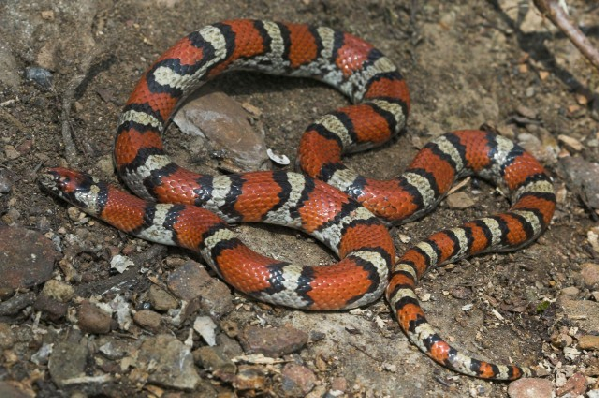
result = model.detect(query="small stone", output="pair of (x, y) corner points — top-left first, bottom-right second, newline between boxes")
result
(560, 286), (579, 296)
(0, 292), (36, 316)
(193, 346), (236, 382)
(25, 66), (53, 90)
(1, 208), (19, 224)
(41, 10), (55, 20)
(439, 12), (455, 30)
(110, 254), (134, 274)
(0, 226), (59, 290)
(48, 341), (89, 387)
(515, 104), (538, 119)
(67, 207), (85, 222)
(587, 389), (599, 398)
(581, 263), (599, 288)
(216, 333), (244, 357)
(330, 377), (347, 393)
(167, 260), (234, 316)
(33, 294), (68, 321)
(135, 334), (201, 390)
(550, 329), (572, 348)
(132, 310), (162, 331)
(0, 323), (15, 349)
(97, 154), (114, 177)
(148, 285), (178, 311)
(280, 363), (317, 397)
(508, 378), (553, 398)
(557, 134), (584, 151)
(233, 366), (265, 391)
(4, 145), (20, 160)
(78, 301), (112, 334)
(173, 90), (269, 172)
(560, 157), (599, 209)
(0, 169), (14, 193)
(451, 286), (471, 299)
(30, 343), (53, 366)
(556, 372), (586, 396)
(193, 315), (217, 346)
(42, 280), (75, 302)
(239, 325), (308, 357)
(446, 192), (476, 208)
(579, 335), (599, 351)
(98, 337), (139, 360)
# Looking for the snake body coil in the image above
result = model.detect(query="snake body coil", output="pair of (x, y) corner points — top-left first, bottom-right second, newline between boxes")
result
(41, 19), (556, 380)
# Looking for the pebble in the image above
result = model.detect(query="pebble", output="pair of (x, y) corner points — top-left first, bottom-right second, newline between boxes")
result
(132, 310), (162, 332)
(507, 378), (553, 398)
(581, 263), (599, 288)
(0, 225), (59, 290)
(233, 366), (265, 391)
(33, 294), (68, 321)
(3, 145), (20, 160)
(216, 333), (244, 358)
(439, 12), (455, 30)
(30, 343), (53, 366)
(588, 389), (599, 398)
(0, 168), (14, 193)
(551, 329), (572, 348)
(25, 66), (53, 90)
(48, 340), (89, 387)
(579, 335), (599, 351)
(280, 363), (317, 397)
(559, 157), (599, 209)
(110, 254), (134, 274)
(0, 292), (36, 316)
(193, 346), (236, 382)
(556, 372), (586, 396)
(167, 260), (234, 316)
(558, 134), (584, 151)
(560, 286), (580, 296)
(239, 325), (308, 357)
(147, 284), (178, 311)
(0, 323), (15, 349)
(193, 315), (217, 346)
(515, 104), (538, 119)
(135, 334), (201, 390)
(42, 280), (75, 303)
(98, 337), (139, 360)
(173, 90), (269, 172)
(446, 191), (476, 208)
(78, 301), (112, 334)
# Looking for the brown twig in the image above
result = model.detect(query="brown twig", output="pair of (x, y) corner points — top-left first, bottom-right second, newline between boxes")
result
(533, 0), (599, 71)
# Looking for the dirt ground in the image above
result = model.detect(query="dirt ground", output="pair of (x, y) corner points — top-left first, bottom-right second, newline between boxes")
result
(1, 0), (598, 397)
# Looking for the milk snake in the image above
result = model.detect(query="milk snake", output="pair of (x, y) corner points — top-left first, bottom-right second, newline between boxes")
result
(40, 19), (556, 381)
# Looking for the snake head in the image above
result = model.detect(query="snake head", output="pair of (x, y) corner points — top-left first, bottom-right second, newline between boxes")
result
(39, 167), (104, 215)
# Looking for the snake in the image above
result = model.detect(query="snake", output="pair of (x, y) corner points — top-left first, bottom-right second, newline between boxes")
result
(40, 19), (556, 381)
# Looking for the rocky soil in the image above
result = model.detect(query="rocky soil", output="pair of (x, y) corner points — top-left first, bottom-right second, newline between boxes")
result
(1, 0), (598, 397)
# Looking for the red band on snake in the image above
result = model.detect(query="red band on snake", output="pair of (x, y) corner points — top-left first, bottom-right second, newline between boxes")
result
(40, 19), (556, 381)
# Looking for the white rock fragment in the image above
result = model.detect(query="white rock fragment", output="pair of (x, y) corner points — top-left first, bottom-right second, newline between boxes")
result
(110, 254), (134, 274)
(193, 315), (217, 346)
(267, 148), (290, 165)
(110, 295), (132, 330)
